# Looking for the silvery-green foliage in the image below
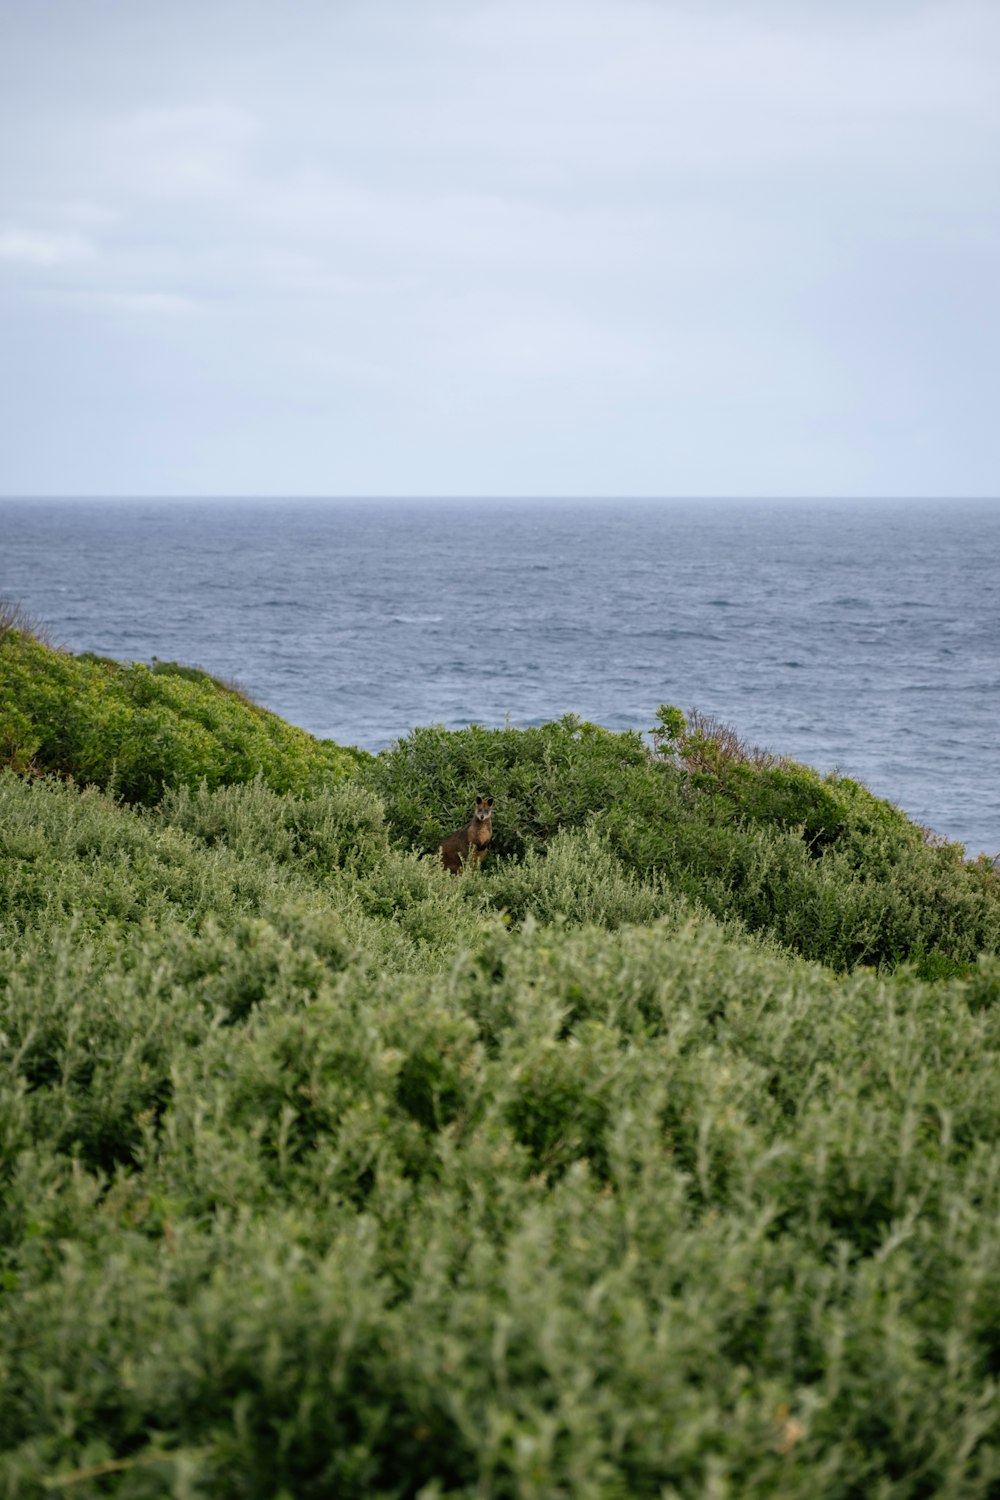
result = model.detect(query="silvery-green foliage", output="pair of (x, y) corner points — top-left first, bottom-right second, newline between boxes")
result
(2, 687), (1000, 1495)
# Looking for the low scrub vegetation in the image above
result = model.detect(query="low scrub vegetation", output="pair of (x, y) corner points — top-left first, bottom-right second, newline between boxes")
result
(365, 709), (999, 974)
(2, 624), (1000, 1496)
(0, 613), (364, 800)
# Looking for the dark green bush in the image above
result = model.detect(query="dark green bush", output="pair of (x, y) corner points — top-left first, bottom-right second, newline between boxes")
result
(368, 711), (1000, 973)
(362, 716), (662, 861)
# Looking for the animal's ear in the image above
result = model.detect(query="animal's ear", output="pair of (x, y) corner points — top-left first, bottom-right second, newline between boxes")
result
(485, 797), (494, 808)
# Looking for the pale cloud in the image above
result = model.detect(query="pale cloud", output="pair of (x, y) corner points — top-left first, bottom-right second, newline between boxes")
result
(89, 290), (197, 317)
(99, 104), (258, 200)
(0, 229), (95, 266)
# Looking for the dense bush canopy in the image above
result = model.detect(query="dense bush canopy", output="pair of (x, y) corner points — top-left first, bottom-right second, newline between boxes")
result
(0, 622), (364, 800)
(364, 712), (1000, 974)
(2, 631), (1000, 1496)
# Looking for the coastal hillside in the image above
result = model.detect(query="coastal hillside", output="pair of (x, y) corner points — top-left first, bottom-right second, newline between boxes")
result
(2, 619), (1000, 1496)
(0, 604), (365, 801)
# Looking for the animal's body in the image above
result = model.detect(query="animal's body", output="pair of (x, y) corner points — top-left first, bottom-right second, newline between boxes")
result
(440, 797), (494, 874)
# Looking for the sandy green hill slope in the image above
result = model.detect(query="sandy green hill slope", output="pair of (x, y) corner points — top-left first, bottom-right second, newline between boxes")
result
(2, 623), (1000, 1497)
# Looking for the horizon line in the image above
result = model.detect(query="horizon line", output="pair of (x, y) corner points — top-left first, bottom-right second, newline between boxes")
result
(2, 493), (999, 504)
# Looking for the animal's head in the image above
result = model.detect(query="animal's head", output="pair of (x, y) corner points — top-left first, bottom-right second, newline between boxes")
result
(474, 796), (494, 824)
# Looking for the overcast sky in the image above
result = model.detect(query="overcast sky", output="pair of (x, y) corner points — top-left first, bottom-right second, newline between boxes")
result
(1, 0), (998, 498)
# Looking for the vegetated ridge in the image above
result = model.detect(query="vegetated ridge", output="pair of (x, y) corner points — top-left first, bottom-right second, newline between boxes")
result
(2, 610), (1000, 1498)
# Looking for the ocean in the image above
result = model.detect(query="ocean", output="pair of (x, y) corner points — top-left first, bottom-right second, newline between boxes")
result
(1, 497), (997, 857)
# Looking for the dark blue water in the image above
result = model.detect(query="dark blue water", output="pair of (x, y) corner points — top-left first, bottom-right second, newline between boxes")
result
(1, 498), (998, 856)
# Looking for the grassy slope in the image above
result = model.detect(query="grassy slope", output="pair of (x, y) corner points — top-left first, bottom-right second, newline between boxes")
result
(2, 626), (1000, 1497)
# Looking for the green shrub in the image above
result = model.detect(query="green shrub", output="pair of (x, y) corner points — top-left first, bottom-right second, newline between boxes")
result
(368, 711), (1000, 973)
(4, 873), (1000, 1494)
(482, 823), (680, 929)
(158, 777), (391, 874)
(0, 625), (367, 802)
(4, 670), (1000, 1493)
(362, 716), (662, 861)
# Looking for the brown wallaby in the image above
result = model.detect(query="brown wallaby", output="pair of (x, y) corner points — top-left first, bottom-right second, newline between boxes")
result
(440, 797), (494, 874)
